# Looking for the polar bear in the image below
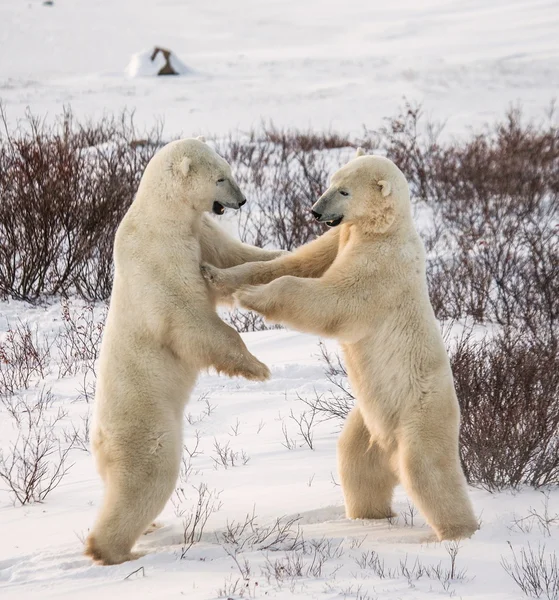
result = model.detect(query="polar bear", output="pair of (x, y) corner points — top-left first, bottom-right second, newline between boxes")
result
(85, 138), (284, 565)
(202, 150), (478, 541)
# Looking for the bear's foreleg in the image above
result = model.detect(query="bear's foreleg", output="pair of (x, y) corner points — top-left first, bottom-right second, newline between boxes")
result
(201, 315), (270, 381)
(201, 227), (340, 297)
(338, 407), (398, 519)
(200, 214), (286, 269)
(235, 276), (352, 338)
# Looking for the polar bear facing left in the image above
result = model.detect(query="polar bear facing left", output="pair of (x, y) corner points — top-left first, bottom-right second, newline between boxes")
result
(85, 138), (282, 565)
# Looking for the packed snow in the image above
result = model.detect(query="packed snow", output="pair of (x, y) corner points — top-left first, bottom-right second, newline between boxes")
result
(1, 300), (558, 599)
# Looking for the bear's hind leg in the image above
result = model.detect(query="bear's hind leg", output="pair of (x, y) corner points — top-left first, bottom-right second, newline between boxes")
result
(86, 432), (181, 565)
(338, 407), (398, 519)
(397, 431), (478, 541)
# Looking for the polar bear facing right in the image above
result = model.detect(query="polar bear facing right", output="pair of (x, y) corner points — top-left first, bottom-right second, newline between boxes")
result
(203, 151), (478, 541)
(85, 138), (282, 566)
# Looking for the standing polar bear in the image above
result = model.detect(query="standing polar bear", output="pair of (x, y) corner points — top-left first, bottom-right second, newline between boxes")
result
(86, 138), (284, 565)
(203, 150), (478, 541)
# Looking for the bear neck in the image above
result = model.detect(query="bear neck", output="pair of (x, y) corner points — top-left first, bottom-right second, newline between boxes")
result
(356, 209), (415, 241)
(133, 182), (203, 237)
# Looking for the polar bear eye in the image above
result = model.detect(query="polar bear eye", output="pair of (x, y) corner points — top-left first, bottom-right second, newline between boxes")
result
(339, 190), (349, 197)
(216, 178), (226, 184)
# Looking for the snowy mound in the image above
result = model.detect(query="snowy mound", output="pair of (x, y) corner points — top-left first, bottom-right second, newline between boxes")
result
(125, 47), (190, 77)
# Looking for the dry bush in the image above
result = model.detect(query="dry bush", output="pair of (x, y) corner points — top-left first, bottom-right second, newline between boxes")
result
(173, 483), (222, 559)
(354, 542), (467, 592)
(0, 319), (51, 396)
(214, 126), (362, 251)
(56, 300), (106, 377)
(502, 542), (559, 599)
(453, 328), (559, 490)
(0, 106), (164, 301)
(509, 492), (559, 537)
(0, 388), (75, 505)
(261, 538), (344, 588)
(217, 510), (304, 555)
(211, 438), (250, 469)
(223, 307), (279, 333)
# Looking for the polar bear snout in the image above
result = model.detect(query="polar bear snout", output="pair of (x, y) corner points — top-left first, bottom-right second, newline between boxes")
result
(212, 196), (246, 215)
(213, 178), (247, 214)
(312, 194), (344, 227)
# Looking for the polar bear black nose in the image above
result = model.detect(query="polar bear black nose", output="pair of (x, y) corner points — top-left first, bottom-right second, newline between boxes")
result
(311, 210), (322, 220)
(239, 198), (247, 207)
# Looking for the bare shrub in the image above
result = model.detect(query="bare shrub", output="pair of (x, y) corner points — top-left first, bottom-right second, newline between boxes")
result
(223, 308), (280, 333)
(509, 492), (559, 537)
(0, 388), (75, 505)
(173, 482), (222, 559)
(502, 542), (559, 599)
(261, 538), (344, 586)
(211, 439), (250, 469)
(0, 320), (51, 396)
(296, 341), (354, 423)
(213, 126), (357, 251)
(280, 421), (297, 451)
(453, 329), (559, 490)
(288, 407), (317, 450)
(63, 411), (91, 453)
(216, 576), (244, 598)
(354, 543), (467, 592)
(56, 300), (106, 377)
(401, 501), (418, 527)
(217, 510), (303, 554)
(0, 106), (164, 301)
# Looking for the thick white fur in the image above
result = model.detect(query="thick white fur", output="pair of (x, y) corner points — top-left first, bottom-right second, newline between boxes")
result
(203, 153), (478, 541)
(86, 139), (284, 565)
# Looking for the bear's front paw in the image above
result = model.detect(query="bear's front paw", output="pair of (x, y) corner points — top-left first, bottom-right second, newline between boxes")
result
(201, 263), (236, 296)
(200, 263), (221, 284)
(239, 357), (271, 382)
(234, 286), (268, 314)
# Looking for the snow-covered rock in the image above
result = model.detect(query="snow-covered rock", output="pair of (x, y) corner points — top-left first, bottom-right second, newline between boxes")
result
(125, 47), (190, 78)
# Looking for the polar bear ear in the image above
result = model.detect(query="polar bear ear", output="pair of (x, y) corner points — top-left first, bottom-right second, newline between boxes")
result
(355, 147), (366, 158)
(371, 180), (396, 233)
(197, 136), (206, 143)
(179, 157), (191, 176)
(378, 179), (391, 197)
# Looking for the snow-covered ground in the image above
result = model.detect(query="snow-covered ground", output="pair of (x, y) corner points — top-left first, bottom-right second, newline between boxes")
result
(0, 301), (558, 599)
(1, 0), (558, 136)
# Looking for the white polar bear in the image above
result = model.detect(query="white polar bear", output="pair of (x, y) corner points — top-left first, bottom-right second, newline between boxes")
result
(85, 138), (284, 565)
(203, 150), (478, 542)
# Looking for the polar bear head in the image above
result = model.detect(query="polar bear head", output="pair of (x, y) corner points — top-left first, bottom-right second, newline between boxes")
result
(311, 150), (410, 234)
(142, 137), (246, 215)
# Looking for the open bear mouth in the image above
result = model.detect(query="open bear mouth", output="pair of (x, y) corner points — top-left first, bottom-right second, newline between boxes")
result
(212, 201), (225, 215)
(325, 216), (343, 227)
